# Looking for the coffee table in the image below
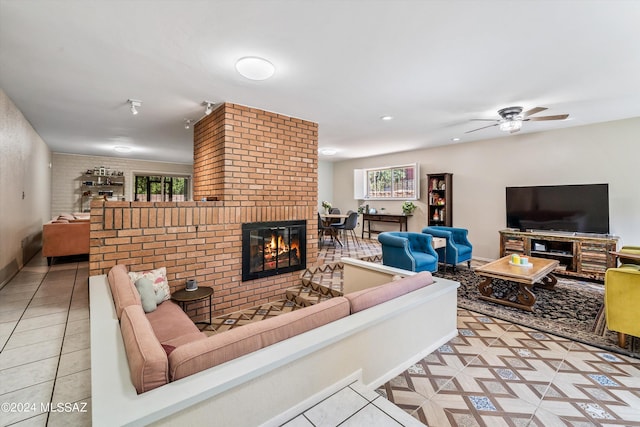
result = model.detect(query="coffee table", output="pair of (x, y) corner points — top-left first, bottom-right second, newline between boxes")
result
(474, 255), (559, 312)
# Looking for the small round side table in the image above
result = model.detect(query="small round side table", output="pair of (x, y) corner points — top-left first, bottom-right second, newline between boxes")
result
(171, 286), (213, 325)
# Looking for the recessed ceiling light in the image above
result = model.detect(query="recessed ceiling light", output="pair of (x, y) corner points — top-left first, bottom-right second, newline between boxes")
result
(451, 137), (461, 142)
(114, 146), (132, 153)
(235, 56), (275, 80)
(380, 115), (393, 121)
(319, 148), (337, 156)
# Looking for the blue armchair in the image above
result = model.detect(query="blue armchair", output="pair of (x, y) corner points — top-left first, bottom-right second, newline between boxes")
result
(378, 232), (438, 273)
(422, 226), (473, 269)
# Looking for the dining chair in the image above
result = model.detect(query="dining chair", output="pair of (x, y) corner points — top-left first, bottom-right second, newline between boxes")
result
(318, 212), (335, 246)
(331, 211), (359, 247)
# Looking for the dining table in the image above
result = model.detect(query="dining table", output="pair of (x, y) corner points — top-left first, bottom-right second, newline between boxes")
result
(319, 213), (350, 246)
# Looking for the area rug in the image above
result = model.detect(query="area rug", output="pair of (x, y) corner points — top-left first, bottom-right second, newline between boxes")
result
(433, 267), (640, 359)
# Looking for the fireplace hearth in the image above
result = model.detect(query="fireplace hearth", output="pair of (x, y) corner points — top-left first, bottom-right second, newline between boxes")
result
(242, 220), (307, 281)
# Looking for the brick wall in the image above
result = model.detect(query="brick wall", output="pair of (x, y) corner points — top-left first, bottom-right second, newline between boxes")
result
(90, 103), (319, 317)
(193, 103), (318, 205)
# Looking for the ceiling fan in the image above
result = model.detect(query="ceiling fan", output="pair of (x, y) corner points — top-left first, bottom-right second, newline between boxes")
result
(465, 106), (569, 134)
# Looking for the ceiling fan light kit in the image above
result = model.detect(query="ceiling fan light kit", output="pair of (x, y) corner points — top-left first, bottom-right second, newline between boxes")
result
(465, 106), (569, 134)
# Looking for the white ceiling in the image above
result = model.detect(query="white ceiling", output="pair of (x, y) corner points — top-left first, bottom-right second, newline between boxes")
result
(1, 0), (640, 164)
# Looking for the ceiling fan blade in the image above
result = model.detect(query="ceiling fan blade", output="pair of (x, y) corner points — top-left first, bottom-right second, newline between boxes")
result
(527, 114), (569, 121)
(522, 107), (547, 118)
(469, 119), (499, 122)
(464, 123), (499, 133)
(510, 128), (521, 134)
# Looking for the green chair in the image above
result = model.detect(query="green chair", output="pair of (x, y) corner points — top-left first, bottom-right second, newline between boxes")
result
(604, 264), (640, 347)
(619, 245), (640, 266)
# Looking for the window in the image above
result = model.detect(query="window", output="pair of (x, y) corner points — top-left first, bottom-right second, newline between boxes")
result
(360, 163), (418, 200)
(134, 175), (190, 202)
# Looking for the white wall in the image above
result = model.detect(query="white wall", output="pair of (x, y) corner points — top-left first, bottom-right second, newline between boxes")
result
(0, 89), (51, 284)
(51, 153), (193, 215)
(318, 160), (334, 211)
(332, 117), (640, 260)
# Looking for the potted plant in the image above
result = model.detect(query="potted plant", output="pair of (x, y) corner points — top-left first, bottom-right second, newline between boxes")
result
(402, 201), (416, 215)
(321, 200), (332, 214)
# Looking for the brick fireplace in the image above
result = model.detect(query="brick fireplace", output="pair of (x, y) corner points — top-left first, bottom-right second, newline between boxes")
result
(242, 220), (306, 281)
(89, 103), (318, 317)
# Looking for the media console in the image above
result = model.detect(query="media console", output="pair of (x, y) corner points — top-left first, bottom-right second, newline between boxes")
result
(499, 229), (619, 281)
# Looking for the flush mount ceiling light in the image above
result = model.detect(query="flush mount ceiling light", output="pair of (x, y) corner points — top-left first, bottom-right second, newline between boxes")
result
(114, 146), (132, 153)
(127, 99), (142, 115)
(451, 137), (461, 142)
(319, 148), (337, 156)
(235, 56), (275, 80)
(184, 119), (193, 130)
(202, 101), (215, 115)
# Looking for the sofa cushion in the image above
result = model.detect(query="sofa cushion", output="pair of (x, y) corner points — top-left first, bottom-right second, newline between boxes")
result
(120, 305), (169, 394)
(168, 296), (350, 381)
(108, 264), (141, 319)
(345, 271), (434, 314)
(145, 300), (204, 344)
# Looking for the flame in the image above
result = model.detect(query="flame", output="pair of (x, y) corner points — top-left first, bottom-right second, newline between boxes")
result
(266, 234), (290, 256)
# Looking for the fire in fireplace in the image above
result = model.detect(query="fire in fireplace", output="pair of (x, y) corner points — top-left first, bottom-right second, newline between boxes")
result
(242, 220), (307, 281)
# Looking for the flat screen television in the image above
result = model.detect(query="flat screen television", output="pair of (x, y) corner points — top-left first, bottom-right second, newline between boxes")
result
(506, 184), (609, 234)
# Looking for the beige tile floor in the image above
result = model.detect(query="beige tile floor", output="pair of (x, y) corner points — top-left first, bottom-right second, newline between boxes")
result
(0, 255), (91, 427)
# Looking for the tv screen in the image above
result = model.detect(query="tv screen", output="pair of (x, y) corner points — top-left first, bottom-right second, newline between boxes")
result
(506, 184), (609, 234)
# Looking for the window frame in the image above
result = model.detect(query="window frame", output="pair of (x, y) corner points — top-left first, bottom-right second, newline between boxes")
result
(133, 173), (191, 202)
(363, 163), (419, 201)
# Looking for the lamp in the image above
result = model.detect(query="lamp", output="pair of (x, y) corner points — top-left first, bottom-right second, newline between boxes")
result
(184, 119), (192, 130)
(202, 101), (214, 115)
(127, 99), (142, 115)
(499, 120), (523, 132)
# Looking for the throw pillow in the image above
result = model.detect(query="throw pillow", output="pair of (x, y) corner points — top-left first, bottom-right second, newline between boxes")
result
(134, 277), (157, 313)
(161, 344), (176, 356)
(155, 287), (167, 305)
(129, 267), (171, 302)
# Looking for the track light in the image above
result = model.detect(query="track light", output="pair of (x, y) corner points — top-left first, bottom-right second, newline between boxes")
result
(127, 99), (142, 115)
(202, 101), (214, 116)
(184, 119), (192, 130)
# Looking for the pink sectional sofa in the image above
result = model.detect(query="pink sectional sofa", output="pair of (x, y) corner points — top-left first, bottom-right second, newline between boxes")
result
(91, 258), (459, 426)
(107, 263), (436, 394)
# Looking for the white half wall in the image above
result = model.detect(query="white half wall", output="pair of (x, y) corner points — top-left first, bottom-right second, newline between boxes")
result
(332, 117), (640, 259)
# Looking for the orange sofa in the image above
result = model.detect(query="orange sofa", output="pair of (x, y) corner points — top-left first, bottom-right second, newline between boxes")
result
(42, 214), (90, 265)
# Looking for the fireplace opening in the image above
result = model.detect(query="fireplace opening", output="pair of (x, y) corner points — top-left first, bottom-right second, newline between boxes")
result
(242, 220), (307, 281)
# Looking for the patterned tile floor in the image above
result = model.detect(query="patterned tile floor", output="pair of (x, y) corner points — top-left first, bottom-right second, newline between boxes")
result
(378, 309), (640, 426)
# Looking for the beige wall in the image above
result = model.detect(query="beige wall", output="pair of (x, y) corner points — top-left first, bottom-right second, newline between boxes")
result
(318, 160), (334, 211)
(332, 117), (640, 260)
(51, 153), (193, 215)
(0, 89), (51, 285)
